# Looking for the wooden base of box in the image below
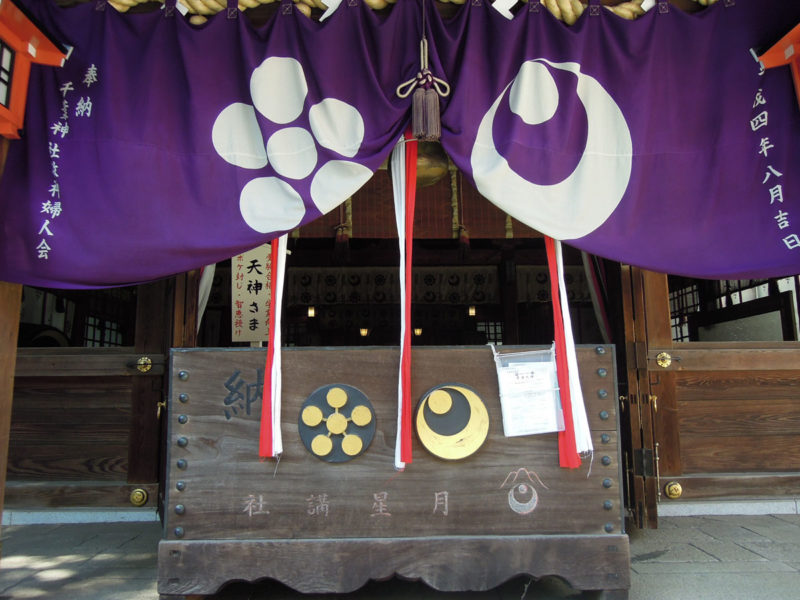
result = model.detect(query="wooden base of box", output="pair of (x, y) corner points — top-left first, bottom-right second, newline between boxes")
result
(158, 534), (629, 598)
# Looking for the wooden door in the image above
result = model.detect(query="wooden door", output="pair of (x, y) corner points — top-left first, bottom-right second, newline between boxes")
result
(621, 266), (800, 527)
(5, 279), (174, 509)
(647, 341), (800, 502)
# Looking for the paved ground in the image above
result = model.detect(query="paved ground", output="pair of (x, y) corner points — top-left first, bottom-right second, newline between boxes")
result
(1, 514), (800, 599)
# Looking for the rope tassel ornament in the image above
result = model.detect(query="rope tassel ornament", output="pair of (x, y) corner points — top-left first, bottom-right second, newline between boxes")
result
(396, 4), (450, 142)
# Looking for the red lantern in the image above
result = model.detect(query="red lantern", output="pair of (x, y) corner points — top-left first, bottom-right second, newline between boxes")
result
(0, 0), (67, 139)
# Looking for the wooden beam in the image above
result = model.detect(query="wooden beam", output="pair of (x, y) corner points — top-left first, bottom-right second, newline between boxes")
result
(3, 481), (159, 509)
(659, 473), (800, 501)
(15, 347), (166, 377)
(649, 345), (800, 371)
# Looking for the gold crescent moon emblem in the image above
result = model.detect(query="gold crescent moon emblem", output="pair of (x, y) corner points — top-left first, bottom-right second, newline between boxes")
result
(415, 384), (490, 460)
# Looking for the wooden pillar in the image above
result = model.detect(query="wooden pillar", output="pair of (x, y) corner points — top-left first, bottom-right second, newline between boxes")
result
(128, 279), (174, 484)
(0, 283), (22, 542)
(127, 269), (199, 489)
(0, 137), (20, 554)
(638, 269), (681, 477)
(172, 270), (200, 348)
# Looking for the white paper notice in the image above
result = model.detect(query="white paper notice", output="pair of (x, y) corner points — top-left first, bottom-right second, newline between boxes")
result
(497, 360), (564, 437)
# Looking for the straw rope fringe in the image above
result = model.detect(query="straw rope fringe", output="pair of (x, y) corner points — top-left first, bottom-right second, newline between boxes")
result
(106, 1), (717, 24)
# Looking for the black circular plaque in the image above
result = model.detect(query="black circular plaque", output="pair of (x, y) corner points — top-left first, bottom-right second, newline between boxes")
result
(298, 384), (376, 463)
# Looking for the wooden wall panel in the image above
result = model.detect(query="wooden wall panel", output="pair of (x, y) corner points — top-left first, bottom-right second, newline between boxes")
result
(679, 397), (800, 437)
(7, 377), (131, 482)
(6, 450), (128, 481)
(461, 181), (511, 239)
(351, 172), (395, 238)
(676, 370), (800, 473)
(415, 176), (453, 239)
(680, 435), (800, 473)
(676, 370), (800, 402)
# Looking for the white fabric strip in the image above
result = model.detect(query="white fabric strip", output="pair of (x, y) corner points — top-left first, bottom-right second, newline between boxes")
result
(196, 263), (216, 333)
(491, 0), (517, 20)
(320, 0), (342, 21)
(390, 137), (407, 471)
(555, 240), (593, 455)
(271, 234), (288, 456)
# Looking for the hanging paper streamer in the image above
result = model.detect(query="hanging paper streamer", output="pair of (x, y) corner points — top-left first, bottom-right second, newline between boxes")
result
(391, 131), (417, 470)
(402, 134), (418, 466)
(259, 234), (287, 459)
(545, 236), (580, 469)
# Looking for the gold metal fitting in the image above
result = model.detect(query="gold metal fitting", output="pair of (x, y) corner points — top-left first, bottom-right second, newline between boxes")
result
(136, 356), (153, 373)
(130, 488), (149, 507)
(656, 352), (672, 369)
(664, 481), (683, 500)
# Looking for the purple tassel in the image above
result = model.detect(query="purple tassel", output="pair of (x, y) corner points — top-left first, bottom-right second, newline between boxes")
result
(412, 87), (427, 141)
(423, 87), (441, 142)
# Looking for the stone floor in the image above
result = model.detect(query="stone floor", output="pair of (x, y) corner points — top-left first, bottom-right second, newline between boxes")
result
(1, 514), (800, 599)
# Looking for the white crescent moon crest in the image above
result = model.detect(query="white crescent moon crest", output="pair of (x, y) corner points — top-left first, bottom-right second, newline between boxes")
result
(508, 483), (539, 515)
(470, 59), (633, 240)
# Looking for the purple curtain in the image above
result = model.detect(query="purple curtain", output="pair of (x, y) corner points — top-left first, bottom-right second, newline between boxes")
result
(1, 0), (799, 287)
(0, 0), (418, 287)
(433, 0), (800, 279)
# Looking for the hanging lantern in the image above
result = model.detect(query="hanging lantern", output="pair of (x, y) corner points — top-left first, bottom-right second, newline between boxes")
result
(0, 1), (67, 139)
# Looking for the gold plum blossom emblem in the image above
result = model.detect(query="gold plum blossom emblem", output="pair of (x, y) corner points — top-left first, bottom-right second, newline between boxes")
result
(299, 384), (376, 463)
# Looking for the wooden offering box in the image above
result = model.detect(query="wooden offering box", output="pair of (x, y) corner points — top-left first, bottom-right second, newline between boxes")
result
(158, 346), (629, 599)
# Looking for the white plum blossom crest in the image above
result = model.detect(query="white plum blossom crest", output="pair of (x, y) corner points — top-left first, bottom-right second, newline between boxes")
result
(212, 56), (373, 234)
